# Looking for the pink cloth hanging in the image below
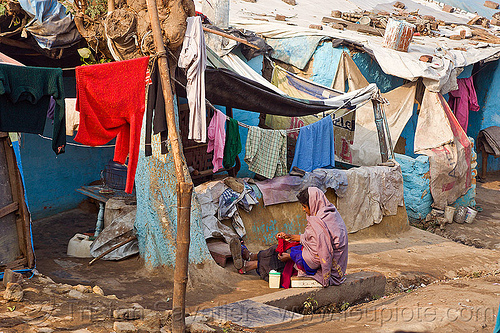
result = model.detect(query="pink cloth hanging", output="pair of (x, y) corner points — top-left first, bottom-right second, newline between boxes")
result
(207, 109), (226, 172)
(448, 77), (480, 132)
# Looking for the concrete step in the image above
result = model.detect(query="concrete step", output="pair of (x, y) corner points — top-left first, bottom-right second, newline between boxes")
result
(198, 271), (385, 328)
(249, 271), (386, 311)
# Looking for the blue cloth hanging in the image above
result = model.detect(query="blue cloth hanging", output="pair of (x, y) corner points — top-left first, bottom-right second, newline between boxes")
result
(291, 116), (335, 172)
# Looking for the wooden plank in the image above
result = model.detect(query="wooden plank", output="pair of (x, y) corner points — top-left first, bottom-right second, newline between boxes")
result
(321, 17), (384, 36)
(0, 202), (19, 219)
(2, 137), (25, 260)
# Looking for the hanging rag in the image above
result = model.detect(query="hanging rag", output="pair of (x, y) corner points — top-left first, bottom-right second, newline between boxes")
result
(47, 96), (56, 122)
(291, 115), (335, 172)
(245, 127), (287, 179)
(207, 109), (226, 172)
(223, 117), (242, 169)
(65, 98), (79, 136)
(0, 63), (66, 154)
(74, 57), (149, 194)
(178, 16), (207, 143)
(145, 59), (168, 156)
(448, 77), (480, 132)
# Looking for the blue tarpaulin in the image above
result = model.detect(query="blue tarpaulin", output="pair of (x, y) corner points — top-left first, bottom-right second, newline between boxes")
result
(267, 36), (326, 70)
(19, 0), (81, 49)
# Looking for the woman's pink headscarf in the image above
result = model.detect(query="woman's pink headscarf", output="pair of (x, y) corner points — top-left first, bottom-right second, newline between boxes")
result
(300, 187), (348, 287)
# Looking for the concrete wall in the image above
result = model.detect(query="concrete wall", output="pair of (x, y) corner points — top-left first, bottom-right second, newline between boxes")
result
(19, 122), (114, 220)
(240, 187), (410, 249)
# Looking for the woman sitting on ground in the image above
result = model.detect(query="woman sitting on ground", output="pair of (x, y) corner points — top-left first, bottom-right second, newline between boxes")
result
(240, 186), (348, 287)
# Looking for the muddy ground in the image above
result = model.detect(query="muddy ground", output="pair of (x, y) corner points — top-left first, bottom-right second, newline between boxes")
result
(0, 171), (499, 332)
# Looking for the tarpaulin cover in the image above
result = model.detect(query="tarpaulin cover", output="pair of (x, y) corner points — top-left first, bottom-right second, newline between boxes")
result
(267, 36), (326, 70)
(231, 20), (500, 93)
(175, 67), (376, 117)
(332, 52), (416, 166)
(264, 65), (359, 164)
(415, 90), (471, 209)
(19, 0), (81, 49)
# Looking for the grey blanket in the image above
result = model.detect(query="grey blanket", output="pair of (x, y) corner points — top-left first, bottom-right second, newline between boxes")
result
(478, 126), (500, 157)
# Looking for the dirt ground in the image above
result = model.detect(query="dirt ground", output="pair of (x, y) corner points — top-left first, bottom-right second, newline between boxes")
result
(434, 171), (500, 249)
(1, 172), (499, 332)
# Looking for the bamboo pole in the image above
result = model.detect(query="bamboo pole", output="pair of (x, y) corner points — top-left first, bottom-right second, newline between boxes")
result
(145, 0), (194, 332)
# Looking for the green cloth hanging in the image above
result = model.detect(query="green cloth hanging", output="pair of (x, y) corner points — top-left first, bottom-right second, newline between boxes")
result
(223, 118), (242, 169)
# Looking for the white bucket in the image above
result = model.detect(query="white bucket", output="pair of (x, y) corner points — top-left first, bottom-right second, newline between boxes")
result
(444, 206), (456, 224)
(465, 207), (478, 224)
(269, 270), (281, 289)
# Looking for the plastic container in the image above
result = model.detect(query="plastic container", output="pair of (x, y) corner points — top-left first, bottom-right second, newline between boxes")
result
(465, 207), (478, 224)
(102, 161), (128, 190)
(382, 18), (415, 52)
(67, 233), (93, 258)
(269, 270), (281, 289)
(444, 206), (456, 224)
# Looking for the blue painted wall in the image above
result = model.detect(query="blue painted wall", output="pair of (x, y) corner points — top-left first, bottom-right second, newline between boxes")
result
(19, 121), (114, 220)
(471, 61), (500, 172)
(395, 154), (432, 221)
(135, 98), (210, 268)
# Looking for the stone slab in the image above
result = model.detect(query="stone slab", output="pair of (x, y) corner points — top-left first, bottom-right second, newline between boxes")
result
(249, 271), (386, 312)
(199, 299), (302, 328)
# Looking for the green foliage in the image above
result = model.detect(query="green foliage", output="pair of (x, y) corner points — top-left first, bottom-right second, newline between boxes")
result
(340, 302), (350, 311)
(302, 297), (318, 315)
(78, 47), (112, 65)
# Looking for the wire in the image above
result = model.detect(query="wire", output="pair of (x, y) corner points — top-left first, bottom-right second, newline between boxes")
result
(37, 134), (116, 148)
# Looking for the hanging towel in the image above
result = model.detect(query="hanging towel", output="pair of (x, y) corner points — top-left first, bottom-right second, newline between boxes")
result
(223, 117), (242, 169)
(145, 59), (168, 156)
(207, 109), (226, 172)
(291, 116), (335, 172)
(0, 63), (66, 154)
(245, 127), (287, 179)
(74, 57), (149, 194)
(65, 98), (79, 136)
(178, 16), (207, 143)
(448, 77), (480, 132)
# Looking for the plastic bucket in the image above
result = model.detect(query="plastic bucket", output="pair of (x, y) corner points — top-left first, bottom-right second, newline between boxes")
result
(269, 270), (281, 289)
(465, 207), (478, 224)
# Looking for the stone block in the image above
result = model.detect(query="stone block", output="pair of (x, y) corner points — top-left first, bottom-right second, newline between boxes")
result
(331, 10), (342, 18)
(68, 289), (84, 299)
(485, 1), (499, 9)
(93, 285), (105, 296)
(309, 24), (323, 30)
(199, 299), (302, 328)
(4, 282), (23, 302)
(275, 14), (286, 21)
(188, 322), (215, 333)
(114, 321), (137, 333)
(3, 269), (23, 287)
(114, 308), (143, 320)
(442, 4), (454, 13)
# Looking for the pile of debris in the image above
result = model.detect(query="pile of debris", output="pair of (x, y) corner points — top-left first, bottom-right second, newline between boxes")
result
(318, 1), (500, 44)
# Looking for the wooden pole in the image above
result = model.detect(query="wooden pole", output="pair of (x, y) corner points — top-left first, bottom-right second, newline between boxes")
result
(202, 26), (261, 50)
(145, 1), (194, 332)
